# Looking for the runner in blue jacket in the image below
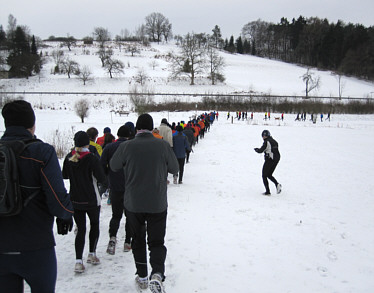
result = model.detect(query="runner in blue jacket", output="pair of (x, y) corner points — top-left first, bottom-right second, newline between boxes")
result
(0, 100), (73, 292)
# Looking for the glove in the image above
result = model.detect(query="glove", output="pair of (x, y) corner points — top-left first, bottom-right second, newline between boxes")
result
(254, 148), (260, 153)
(56, 217), (74, 235)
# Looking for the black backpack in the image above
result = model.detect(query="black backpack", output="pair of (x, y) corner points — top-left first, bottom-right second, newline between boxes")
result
(0, 139), (41, 217)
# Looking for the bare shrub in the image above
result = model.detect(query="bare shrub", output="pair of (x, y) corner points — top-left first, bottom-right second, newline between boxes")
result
(129, 85), (155, 114)
(74, 98), (90, 123)
(47, 127), (75, 159)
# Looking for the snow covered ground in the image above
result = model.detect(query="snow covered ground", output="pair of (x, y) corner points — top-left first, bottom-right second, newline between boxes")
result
(1, 41), (374, 292)
(7, 108), (372, 293)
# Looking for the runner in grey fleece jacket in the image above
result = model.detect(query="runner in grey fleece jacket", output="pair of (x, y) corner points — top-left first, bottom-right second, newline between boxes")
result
(109, 114), (178, 289)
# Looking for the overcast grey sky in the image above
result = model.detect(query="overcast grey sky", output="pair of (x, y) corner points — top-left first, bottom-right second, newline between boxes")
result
(1, 0), (373, 40)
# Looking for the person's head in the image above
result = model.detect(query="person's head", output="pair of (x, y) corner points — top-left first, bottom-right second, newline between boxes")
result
(176, 125), (183, 132)
(103, 127), (111, 134)
(74, 131), (90, 148)
(262, 129), (271, 139)
(71, 131), (90, 162)
(117, 125), (131, 138)
(136, 113), (153, 131)
(152, 128), (160, 134)
(161, 118), (168, 124)
(104, 133), (115, 145)
(2, 100), (36, 135)
(124, 121), (135, 137)
(86, 127), (99, 141)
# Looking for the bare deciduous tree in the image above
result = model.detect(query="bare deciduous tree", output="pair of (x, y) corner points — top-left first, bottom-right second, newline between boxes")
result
(161, 19), (172, 42)
(62, 35), (76, 51)
(104, 57), (124, 78)
(207, 45), (225, 85)
(301, 68), (321, 97)
(126, 43), (140, 56)
(74, 98), (90, 123)
(76, 66), (93, 85)
(61, 58), (79, 78)
(334, 72), (346, 99)
(51, 50), (64, 74)
(144, 12), (172, 43)
(129, 84), (154, 114)
(149, 60), (158, 70)
(93, 27), (111, 48)
(135, 25), (147, 44)
(97, 47), (113, 67)
(134, 68), (149, 85)
(171, 32), (207, 85)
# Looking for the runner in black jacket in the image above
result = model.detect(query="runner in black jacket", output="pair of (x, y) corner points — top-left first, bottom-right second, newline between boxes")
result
(100, 125), (132, 255)
(62, 131), (106, 273)
(255, 130), (282, 195)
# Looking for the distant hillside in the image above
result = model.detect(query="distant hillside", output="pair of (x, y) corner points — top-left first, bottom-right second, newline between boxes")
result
(1, 41), (374, 99)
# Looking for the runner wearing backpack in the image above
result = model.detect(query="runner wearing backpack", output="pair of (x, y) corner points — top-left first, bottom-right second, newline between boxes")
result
(0, 100), (74, 293)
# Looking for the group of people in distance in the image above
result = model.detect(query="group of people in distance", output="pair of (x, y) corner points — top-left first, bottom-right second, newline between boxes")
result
(0, 100), (282, 293)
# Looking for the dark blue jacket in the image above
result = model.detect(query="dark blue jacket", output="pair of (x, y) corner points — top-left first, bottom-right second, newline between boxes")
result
(172, 132), (191, 159)
(0, 126), (73, 253)
(100, 138), (127, 191)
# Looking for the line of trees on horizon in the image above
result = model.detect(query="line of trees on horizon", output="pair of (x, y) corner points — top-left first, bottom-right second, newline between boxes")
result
(1, 14), (373, 82)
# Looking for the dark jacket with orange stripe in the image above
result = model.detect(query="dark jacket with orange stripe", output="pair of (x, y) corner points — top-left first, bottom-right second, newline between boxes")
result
(0, 126), (74, 253)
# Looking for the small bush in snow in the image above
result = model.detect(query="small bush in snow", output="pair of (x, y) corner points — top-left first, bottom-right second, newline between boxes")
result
(74, 98), (90, 123)
(48, 127), (75, 159)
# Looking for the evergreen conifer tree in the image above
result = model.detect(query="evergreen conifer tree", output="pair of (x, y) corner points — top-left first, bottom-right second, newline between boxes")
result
(236, 36), (244, 54)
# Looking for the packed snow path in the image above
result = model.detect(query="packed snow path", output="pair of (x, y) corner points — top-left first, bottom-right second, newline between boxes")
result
(22, 113), (374, 293)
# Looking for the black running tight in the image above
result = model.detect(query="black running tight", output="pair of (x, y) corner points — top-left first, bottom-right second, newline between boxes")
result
(73, 206), (101, 260)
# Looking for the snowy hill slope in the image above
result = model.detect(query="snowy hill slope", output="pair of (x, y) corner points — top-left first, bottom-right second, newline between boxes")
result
(1, 42), (373, 101)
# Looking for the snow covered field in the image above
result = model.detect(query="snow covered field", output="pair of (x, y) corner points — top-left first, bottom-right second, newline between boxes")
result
(6, 108), (372, 293)
(1, 41), (374, 292)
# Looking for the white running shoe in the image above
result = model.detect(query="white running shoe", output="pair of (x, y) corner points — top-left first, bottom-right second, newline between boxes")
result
(149, 273), (165, 293)
(135, 275), (148, 290)
(106, 236), (116, 255)
(74, 262), (85, 273)
(123, 242), (131, 252)
(87, 253), (100, 265)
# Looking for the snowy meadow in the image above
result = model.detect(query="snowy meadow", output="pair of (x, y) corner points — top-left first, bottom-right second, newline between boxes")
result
(1, 41), (374, 292)
(7, 109), (372, 293)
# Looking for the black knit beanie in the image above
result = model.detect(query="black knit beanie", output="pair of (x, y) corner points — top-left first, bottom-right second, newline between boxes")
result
(136, 114), (154, 131)
(74, 131), (90, 147)
(2, 100), (36, 129)
(117, 125), (131, 137)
